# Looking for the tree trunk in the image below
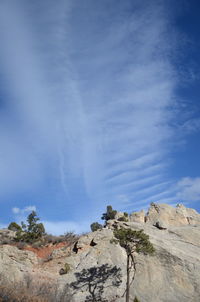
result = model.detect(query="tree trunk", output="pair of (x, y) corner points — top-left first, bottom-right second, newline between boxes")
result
(126, 254), (130, 302)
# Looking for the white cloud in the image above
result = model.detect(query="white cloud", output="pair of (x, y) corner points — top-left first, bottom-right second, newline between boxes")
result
(12, 205), (36, 215)
(12, 207), (20, 214)
(176, 177), (200, 202)
(0, 0), (198, 219)
(181, 118), (200, 134)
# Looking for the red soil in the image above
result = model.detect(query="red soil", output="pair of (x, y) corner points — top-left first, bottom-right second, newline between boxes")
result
(24, 242), (69, 259)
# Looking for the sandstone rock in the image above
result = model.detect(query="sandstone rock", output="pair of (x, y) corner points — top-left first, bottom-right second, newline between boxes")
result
(0, 229), (16, 244)
(115, 211), (126, 220)
(0, 245), (38, 284)
(129, 210), (145, 223)
(145, 203), (200, 227)
(1, 204), (200, 301)
(153, 220), (167, 230)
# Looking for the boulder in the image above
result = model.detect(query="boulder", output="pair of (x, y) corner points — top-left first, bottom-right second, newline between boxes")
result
(153, 220), (167, 230)
(129, 210), (145, 223)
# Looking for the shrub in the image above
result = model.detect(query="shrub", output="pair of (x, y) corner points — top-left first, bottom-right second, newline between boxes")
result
(134, 297), (140, 302)
(124, 212), (128, 217)
(59, 263), (70, 275)
(8, 222), (22, 232)
(113, 227), (155, 302)
(0, 273), (73, 301)
(42, 232), (78, 246)
(64, 232), (79, 244)
(90, 222), (103, 232)
(101, 205), (117, 221)
(117, 216), (128, 222)
(15, 211), (45, 243)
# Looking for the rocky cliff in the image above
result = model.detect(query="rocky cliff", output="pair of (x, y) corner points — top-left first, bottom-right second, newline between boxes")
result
(0, 203), (200, 301)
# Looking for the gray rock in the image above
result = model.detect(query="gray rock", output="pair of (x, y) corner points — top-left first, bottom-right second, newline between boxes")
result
(145, 203), (200, 227)
(153, 220), (167, 230)
(0, 229), (16, 244)
(0, 204), (200, 301)
(129, 210), (145, 223)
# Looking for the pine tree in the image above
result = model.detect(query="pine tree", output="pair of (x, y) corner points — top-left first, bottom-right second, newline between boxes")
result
(113, 227), (155, 302)
(15, 211), (45, 243)
(90, 222), (103, 232)
(101, 205), (117, 221)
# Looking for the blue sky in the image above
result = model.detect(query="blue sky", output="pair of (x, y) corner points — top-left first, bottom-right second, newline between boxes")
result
(0, 0), (200, 234)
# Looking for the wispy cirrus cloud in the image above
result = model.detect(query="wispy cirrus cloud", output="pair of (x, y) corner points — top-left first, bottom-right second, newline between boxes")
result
(176, 177), (200, 202)
(0, 0), (199, 225)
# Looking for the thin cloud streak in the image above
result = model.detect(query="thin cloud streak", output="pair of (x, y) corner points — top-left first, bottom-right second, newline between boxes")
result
(0, 0), (198, 222)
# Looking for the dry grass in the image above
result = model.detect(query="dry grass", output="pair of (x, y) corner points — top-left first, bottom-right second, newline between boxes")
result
(0, 275), (73, 302)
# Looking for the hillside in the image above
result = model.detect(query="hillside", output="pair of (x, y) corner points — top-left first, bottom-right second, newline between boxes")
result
(0, 203), (200, 301)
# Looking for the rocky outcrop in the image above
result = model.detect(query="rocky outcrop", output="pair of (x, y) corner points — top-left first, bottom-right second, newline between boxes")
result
(129, 209), (145, 223)
(145, 203), (200, 227)
(0, 245), (38, 283)
(127, 203), (200, 228)
(0, 203), (200, 301)
(0, 229), (16, 244)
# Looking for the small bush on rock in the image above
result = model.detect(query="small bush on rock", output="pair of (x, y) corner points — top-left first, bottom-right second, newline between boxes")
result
(101, 205), (117, 221)
(59, 263), (70, 275)
(8, 222), (22, 232)
(14, 211), (45, 243)
(117, 216), (128, 222)
(90, 222), (103, 232)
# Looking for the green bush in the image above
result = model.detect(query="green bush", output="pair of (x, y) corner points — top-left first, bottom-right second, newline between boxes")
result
(59, 263), (70, 275)
(90, 222), (103, 232)
(124, 212), (128, 217)
(14, 211), (45, 243)
(134, 297), (140, 302)
(101, 205), (117, 221)
(117, 216), (128, 222)
(8, 222), (22, 232)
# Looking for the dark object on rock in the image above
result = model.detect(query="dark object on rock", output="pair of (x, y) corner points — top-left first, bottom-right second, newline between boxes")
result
(90, 239), (97, 247)
(154, 221), (167, 230)
(73, 241), (79, 253)
(59, 263), (70, 275)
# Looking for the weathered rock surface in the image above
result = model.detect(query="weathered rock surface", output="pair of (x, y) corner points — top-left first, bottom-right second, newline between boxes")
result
(129, 209), (145, 223)
(0, 245), (38, 283)
(0, 229), (16, 244)
(0, 203), (200, 301)
(144, 203), (200, 227)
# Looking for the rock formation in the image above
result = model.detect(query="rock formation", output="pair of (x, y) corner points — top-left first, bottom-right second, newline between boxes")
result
(0, 203), (200, 301)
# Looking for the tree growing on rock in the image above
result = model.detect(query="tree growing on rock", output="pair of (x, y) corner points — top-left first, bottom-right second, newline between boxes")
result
(15, 211), (45, 243)
(8, 222), (22, 232)
(101, 205), (117, 222)
(90, 222), (103, 232)
(113, 227), (155, 302)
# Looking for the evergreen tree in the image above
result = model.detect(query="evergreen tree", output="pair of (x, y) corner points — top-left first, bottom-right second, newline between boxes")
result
(113, 227), (155, 302)
(8, 222), (22, 232)
(101, 205), (117, 221)
(90, 222), (103, 232)
(15, 211), (45, 243)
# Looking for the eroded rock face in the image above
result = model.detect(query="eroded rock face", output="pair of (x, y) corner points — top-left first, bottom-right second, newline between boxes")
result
(129, 209), (145, 223)
(0, 229), (16, 244)
(145, 203), (200, 227)
(0, 245), (38, 283)
(0, 204), (200, 302)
